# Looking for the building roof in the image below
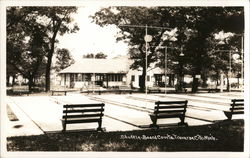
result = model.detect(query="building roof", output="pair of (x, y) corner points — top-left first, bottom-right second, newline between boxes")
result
(59, 58), (132, 74)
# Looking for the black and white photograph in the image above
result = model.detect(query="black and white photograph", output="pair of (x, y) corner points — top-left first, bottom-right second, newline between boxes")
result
(0, 0), (249, 158)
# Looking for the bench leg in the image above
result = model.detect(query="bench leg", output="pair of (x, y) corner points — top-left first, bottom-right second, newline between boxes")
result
(97, 120), (103, 132)
(178, 116), (188, 126)
(149, 115), (159, 129)
(178, 122), (188, 127)
(62, 121), (66, 132)
(224, 111), (232, 120)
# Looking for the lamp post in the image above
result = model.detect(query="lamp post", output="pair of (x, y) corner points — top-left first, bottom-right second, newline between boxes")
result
(157, 46), (168, 94)
(92, 43), (96, 94)
(156, 46), (180, 94)
(164, 46), (167, 94)
(178, 47), (185, 92)
(118, 24), (172, 94)
(214, 49), (232, 92)
(233, 33), (244, 92)
(144, 25), (153, 95)
(229, 50), (232, 92)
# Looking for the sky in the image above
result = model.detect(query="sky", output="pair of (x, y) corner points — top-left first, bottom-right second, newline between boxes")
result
(58, 7), (129, 61)
(57, 7), (239, 62)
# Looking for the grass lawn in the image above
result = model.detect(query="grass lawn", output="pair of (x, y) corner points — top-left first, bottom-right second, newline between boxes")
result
(7, 119), (244, 151)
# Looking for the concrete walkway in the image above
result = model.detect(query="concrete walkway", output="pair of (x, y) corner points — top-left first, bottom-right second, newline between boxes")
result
(5, 92), (244, 137)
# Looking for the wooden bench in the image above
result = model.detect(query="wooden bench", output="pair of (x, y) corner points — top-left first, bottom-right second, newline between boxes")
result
(12, 86), (29, 95)
(62, 103), (105, 132)
(175, 87), (187, 93)
(118, 85), (132, 94)
(86, 85), (104, 95)
(51, 90), (67, 96)
(148, 87), (161, 93)
(224, 99), (244, 120)
(208, 88), (220, 93)
(149, 100), (188, 128)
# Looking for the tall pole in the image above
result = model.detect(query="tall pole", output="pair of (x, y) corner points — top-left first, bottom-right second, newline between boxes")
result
(93, 43), (95, 94)
(165, 46), (167, 95)
(241, 35), (244, 92)
(118, 24), (171, 94)
(229, 50), (231, 92)
(145, 25), (148, 96)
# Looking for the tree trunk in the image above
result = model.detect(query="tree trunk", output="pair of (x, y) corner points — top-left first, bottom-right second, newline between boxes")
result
(45, 51), (53, 91)
(201, 75), (207, 88)
(45, 34), (57, 92)
(7, 75), (10, 87)
(191, 75), (198, 93)
(45, 19), (62, 92)
(237, 75), (240, 89)
(28, 76), (34, 92)
(139, 67), (146, 92)
(226, 74), (230, 92)
(12, 74), (16, 86)
(216, 79), (219, 88)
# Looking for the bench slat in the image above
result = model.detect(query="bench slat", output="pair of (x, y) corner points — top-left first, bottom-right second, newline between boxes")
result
(156, 105), (186, 109)
(232, 99), (244, 102)
(230, 107), (244, 111)
(63, 109), (104, 113)
(65, 118), (101, 124)
(63, 113), (103, 119)
(230, 103), (244, 106)
(156, 110), (186, 114)
(231, 111), (244, 115)
(157, 114), (183, 119)
(156, 101), (187, 105)
(64, 104), (104, 108)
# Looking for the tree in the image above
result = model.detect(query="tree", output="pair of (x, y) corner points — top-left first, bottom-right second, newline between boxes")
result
(92, 7), (172, 92)
(157, 7), (244, 92)
(7, 7), (79, 91)
(54, 48), (75, 72)
(83, 52), (107, 59)
(206, 32), (243, 91)
(7, 7), (48, 91)
(92, 7), (244, 92)
(6, 64), (18, 86)
(39, 7), (79, 91)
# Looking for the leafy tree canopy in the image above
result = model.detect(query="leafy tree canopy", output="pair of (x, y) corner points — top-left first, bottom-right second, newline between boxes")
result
(83, 52), (107, 59)
(92, 6), (244, 92)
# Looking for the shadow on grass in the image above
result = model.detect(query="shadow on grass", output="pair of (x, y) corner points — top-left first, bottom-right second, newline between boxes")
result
(7, 119), (244, 151)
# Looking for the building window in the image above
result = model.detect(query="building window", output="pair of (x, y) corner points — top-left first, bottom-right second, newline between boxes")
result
(131, 75), (135, 82)
(85, 74), (91, 81)
(107, 74), (123, 82)
(118, 75), (122, 81)
(76, 74), (82, 81)
(147, 75), (150, 82)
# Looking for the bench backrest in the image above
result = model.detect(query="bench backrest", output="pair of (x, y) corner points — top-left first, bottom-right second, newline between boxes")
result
(154, 100), (188, 116)
(230, 99), (244, 114)
(63, 103), (105, 124)
(148, 87), (160, 90)
(87, 85), (101, 90)
(119, 85), (131, 90)
(12, 86), (29, 92)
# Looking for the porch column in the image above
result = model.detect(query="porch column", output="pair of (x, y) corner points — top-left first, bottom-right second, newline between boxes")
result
(106, 74), (109, 87)
(64, 74), (66, 86)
